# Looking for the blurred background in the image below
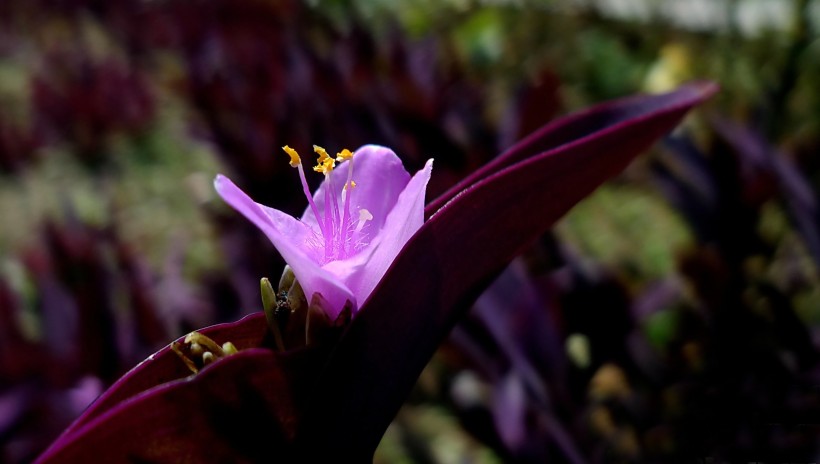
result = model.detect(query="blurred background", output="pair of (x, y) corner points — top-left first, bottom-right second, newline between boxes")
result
(0, 0), (819, 462)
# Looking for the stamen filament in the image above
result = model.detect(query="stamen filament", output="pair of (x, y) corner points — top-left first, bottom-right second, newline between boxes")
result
(340, 157), (355, 254)
(323, 184), (333, 259)
(327, 173), (343, 256)
(284, 145), (363, 263)
(297, 163), (327, 243)
(283, 146), (327, 242)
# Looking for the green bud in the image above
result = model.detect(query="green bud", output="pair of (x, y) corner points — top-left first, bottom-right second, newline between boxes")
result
(261, 277), (286, 351)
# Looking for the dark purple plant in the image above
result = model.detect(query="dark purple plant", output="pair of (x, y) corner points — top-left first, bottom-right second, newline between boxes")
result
(32, 54), (154, 167)
(448, 258), (579, 462)
(638, 117), (820, 461)
(34, 82), (717, 463)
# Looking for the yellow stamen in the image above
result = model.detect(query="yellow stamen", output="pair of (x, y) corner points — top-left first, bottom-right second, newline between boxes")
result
(313, 145), (336, 174)
(283, 145), (301, 167)
(313, 156), (335, 175)
(343, 180), (357, 191)
(336, 148), (354, 162)
(313, 145), (331, 162)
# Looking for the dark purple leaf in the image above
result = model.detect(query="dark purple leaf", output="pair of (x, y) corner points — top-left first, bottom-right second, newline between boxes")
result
(711, 117), (820, 267)
(298, 82), (718, 459)
(35, 349), (301, 464)
(35, 313), (311, 463)
(427, 81), (717, 215)
(52, 313), (271, 438)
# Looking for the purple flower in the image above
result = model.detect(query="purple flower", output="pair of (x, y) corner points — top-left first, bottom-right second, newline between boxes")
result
(214, 145), (432, 319)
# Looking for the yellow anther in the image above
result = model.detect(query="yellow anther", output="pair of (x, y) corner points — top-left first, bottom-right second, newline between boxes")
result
(336, 148), (354, 162)
(313, 145), (336, 174)
(343, 180), (357, 191)
(283, 145), (301, 167)
(313, 145), (331, 163)
(313, 156), (335, 175)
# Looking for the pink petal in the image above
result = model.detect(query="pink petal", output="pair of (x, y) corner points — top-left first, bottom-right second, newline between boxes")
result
(300, 145), (411, 234)
(214, 175), (356, 316)
(336, 159), (433, 305)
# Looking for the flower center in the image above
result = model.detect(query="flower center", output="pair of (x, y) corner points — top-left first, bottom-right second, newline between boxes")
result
(283, 145), (372, 264)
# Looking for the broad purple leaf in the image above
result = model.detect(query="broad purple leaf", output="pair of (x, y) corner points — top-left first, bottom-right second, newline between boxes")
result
(297, 82), (718, 459)
(66, 313), (270, 432)
(428, 82), (716, 215)
(35, 349), (301, 464)
(34, 313), (294, 463)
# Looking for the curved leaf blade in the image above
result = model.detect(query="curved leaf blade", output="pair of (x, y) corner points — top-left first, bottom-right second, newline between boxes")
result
(36, 313), (277, 462)
(35, 348), (299, 464)
(300, 82), (718, 459)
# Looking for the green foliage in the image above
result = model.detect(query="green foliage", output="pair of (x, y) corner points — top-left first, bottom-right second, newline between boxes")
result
(556, 184), (694, 281)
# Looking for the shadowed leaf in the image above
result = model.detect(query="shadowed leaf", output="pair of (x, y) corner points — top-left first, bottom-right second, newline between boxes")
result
(300, 82), (718, 459)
